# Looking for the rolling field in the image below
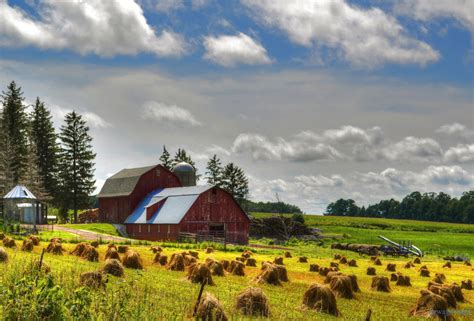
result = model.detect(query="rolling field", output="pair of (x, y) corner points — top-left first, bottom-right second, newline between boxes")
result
(0, 237), (473, 320)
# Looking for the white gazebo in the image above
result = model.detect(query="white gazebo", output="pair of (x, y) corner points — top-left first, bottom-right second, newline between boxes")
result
(2, 185), (44, 227)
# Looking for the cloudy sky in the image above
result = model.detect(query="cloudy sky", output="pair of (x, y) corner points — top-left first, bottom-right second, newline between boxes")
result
(1, 0), (473, 213)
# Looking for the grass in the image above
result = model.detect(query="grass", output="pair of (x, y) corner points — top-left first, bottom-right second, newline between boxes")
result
(0, 238), (473, 320)
(58, 223), (121, 236)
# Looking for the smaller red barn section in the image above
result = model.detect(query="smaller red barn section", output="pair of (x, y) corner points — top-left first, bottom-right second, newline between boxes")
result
(124, 186), (250, 244)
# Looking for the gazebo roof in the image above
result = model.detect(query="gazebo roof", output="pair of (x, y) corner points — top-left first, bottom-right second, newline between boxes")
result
(3, 185), (37, 200)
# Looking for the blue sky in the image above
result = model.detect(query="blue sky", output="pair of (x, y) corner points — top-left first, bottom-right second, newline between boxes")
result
(1, 0), (473, 213)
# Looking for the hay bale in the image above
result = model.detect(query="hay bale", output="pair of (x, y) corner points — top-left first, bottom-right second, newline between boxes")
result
(404, 261), (415, 268)
(413, 257), (421, 264)
(334, 254), (342, 260)
(90, 241), (99, 248)
(410, 290), (454, 320)
(246, 258), (257, 267)
(461, 279), (472, 290)
(28, 235), (40, 246)
(235, 287), (270, 317)
(118, 245), (129, 253)
(339, 257), (347, 264)
(107, 243), (116, 249)
(302, 283), (339, 316)
(21, 239), (34, 252)
(348, 274), (360, 292)
(81, 245), (99, 262)
(122, 250), (143, 269)
(241, 250), (253, 259)
(34, 260), (51, 274)
(196, 292), (228, 321)
(46, 241), (63, 255)
(0, 247), (8, 263)
(330, 262), (339, 269)
(448, 283), (464, 302)
(443, 261), (452, 268)
(390, 273), (398, 282)
(0, 233), (5, 240)
(254, 264), (281, 286)
(184, 254), (197, 266)
(80, 271), (105, 288)
(168, 253), (185, 271)
(71, 243), (88, 256)
(420, 268), (430, 277)
(329, 266), (339, 272)
(324, 271), (343, 284)
(187, 263), (215, 285)
(366, 267), (376, 275)
(433, 273), (446, 284)
(330, 275), (354, 299)
(396, 274), (411, 286)
(464, 261), (471, 266)
(50, 237), (62, 243)
(371, 276), (391, 292)
(309, 264), (319, 272)
(348, 259), (357, 267)
(428, 285), (457, 308)
(276, 265), (289, 282)
(206, 247), (214, 254)
(206, 259), (225, 277)
(386, 263), (396, 272)
(188, 250), (199, 258)
(298, 256), (308, 263)
(319, 267), (330, 276)
(235, 257), (246, 263)
(221, 259), (230, 271)
(229, 260), (245, 276)
(370, 256), (377, 261)
(284, 251), (292, 258)
(2, 237), (16, 248)
(373, 258), (382, 265)
(101, 259), (124, 277)
(273, 256), (284, 265)
(105, 248), (121, 261)
(158, 255), (168, 266)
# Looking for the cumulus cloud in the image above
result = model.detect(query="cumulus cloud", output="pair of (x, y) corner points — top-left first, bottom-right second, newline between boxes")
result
(382, 136), (443, 161)
(203, 32), (272, 67)
(395, 0), (474, 32)
(50, 104), (110, 129)
(142, 101), (201, 126)
(241, 0), (439, 68)
(152, 0), (185, 12)
(0, 0), (186, 57)
(444, 144), (474, 163)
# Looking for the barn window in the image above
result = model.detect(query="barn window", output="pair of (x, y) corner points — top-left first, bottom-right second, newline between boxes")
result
(148, 225), (151, 233)
(167, 225), (170, 234)
(156, 169), (160, 177)
(158, 225), (160, 233)
(138, 225), (142, 233)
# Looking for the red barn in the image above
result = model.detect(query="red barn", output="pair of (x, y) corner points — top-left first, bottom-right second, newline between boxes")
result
(98, 163), (250, 244)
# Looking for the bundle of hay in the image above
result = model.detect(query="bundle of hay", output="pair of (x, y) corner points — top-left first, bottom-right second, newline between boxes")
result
(184, 254), (197, 266)
(396, 274), (411, 286)
(330, 262), (339, 269)
(246, 258), (257, 267)
(420, 268), (430, 277)
(348, 259), (357, 267)
(101, 259), (124, 277)
(80, 271), (105, 288)
(2, 237), (16, 248)
(319, 267), (330, 276)
(329, 275), (354, 299)
(373, 258), (382, 266)
(309, 264), (319, 272)
(33, 260), (51, 274)
(461, 279), (472, 290)
(235, 257), (246, 263)
(0, 233), (5, 240)
(71, 243), (88, 256)
(168, 253), (185, 271)
(220, 259), (230, 271)
(284, 251), (292, 258)
(107, 243), (117, 250)
(81, 245), (99, 262)
(229, 260), (245, 276)
(235, 287), (270, 317)
(448, 283), (464, 302)
(371, 276), (390, 292)
(158, 255), (168, 266)
(241, 250), (253, 259)
(21, 239), (34, 252)
(348, 274), (360, 292)
(324, 271), (343, 284)
(90, 241), (99, 248)
(428, 284), (457, 308)
(206, 247), (214, 254)
(0, 247), (8, 263)
(276, 265), (289, 282)
(433, 273), (446, 284)
(390, 273), (398, 282)
(205, 258), (225, 276)
(302, 283), (339, 316)
(367, 267), (376, 275)
(410, 290), (454, 321)
(386, 263), (396, 272)
(273, 256), (284, 265)
(329, 266), (339, 272)
(339, 257), (347, 264)
(254, 263), (281, 286)
(105, 248), (121, 261)
(370, 256), (378, 261)
(404, 261), (415, 268)
(188, 250), (199, 258)
(464, 261), (472, 266)
(187, 263), (215, 285)
(443, 261), (452, 268)
(298, 256), (308, 263)
(334, 254), (342, 260)
(28, 235), (40, 246)
(50, 237), (62, 243)
(118, 245), (129, 253)
(195, 292), (228, 321)
(46, 240), (63, 255)
(413, 257), (421, 264)
(122, 250), (143, 269)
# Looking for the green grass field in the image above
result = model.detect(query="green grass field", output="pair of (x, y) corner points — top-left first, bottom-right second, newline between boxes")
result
(58, 223), (121, 236)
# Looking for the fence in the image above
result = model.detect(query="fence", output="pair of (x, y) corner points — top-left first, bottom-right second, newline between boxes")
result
(178, 232), (226, 244)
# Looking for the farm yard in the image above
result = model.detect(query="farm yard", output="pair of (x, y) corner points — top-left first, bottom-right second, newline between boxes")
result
(0, 222), (473, 320)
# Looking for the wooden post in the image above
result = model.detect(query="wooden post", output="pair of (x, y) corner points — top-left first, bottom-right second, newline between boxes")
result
(365, 309), (372, 321)
(192, 280), (207, 317)
(35, 248), (45, 286)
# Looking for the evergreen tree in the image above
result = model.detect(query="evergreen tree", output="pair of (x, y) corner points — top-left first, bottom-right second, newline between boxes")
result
(57, 111), (96, 223)
(205, 154), (223, 187)
(30, 97), (58, 201)
(0, 110), (6, 196)
(21, 135), (46, 200)
(159, 145), (172, 170)
(1, 81), (29, 184)
(221, 163), (249, 203)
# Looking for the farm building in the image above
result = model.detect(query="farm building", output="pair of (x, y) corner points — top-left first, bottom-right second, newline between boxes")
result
(98, 162), (250, 244)
(2, 185), (46, 225)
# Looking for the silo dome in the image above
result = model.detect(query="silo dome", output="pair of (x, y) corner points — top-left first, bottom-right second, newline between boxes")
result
(173, 162), (196, 186)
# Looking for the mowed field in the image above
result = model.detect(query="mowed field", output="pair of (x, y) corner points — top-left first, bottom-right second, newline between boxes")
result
(0, 235), (473, 320)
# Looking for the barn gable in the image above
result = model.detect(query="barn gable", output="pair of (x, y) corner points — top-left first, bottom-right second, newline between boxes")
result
(98, 165), (155, 197)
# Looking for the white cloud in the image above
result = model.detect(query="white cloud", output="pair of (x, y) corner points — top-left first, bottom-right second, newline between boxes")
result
(203, 32), (272, 67)
(0, 0), (186, 57)
(142, 101), (201, 126)
(241, 0), (439, 68)
(395, 0), (474, 32)
(423, 165), (472, 186)
(153, 0), (185, 12)
(50, 104), (110, 129)
(382, 136), (442, 161)
(444, 144), (474, 163)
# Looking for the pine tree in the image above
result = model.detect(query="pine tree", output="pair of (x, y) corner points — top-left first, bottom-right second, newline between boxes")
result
(30, 97), (58, 201)
(221, 163), (249, 203)
(159, 145), (172, 170)
(20, 135), (46, 200)
(1, 81), (29, 184)
(58, 111), (96, 223)
(0, 110), (6, 196)
(205, 154), (223, 187)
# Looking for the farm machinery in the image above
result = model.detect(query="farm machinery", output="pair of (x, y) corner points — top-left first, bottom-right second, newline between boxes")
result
(378, 235), (423, 257)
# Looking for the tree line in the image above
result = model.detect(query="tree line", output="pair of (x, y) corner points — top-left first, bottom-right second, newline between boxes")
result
(325, 191), (474, 224)
(0, 81), (96, 223)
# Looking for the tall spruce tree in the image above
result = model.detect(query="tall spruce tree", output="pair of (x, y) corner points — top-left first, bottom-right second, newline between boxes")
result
(58, 111), (96, 223)
(30, 97), (58, 201)
(205, 155), (223, 187)
(221, 163), (249, 203)
(159, 145), (172, 170)
(1, 81), (29, 185)
(0, 110), (6, 196)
